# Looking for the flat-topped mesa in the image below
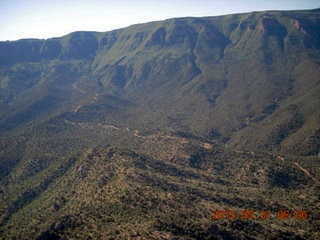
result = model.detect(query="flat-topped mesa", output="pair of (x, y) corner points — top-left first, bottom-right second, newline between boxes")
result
(0, 31), (100, 64)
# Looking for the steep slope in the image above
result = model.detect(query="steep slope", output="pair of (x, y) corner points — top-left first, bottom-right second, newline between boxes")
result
(0, 9), (319, 155)
(0, 8), (320, 239)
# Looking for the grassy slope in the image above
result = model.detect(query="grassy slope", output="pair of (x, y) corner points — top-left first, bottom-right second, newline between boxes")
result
(0, 10), (319, 154)
(0, 9), (319, 239)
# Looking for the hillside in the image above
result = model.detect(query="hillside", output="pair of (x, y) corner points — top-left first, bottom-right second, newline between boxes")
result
(1, 132), (319, 239)
(0, 8), (319, 239)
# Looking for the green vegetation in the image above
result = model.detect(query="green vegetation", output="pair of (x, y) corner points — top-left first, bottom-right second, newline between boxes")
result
(1, 143), (319, 239)
(0, 8), (319, 239)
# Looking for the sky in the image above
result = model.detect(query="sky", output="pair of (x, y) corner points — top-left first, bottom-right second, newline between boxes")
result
(0, 0), (319, 41)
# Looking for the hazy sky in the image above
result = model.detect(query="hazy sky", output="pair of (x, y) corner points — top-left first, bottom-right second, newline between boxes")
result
(0, 0), (319, 41)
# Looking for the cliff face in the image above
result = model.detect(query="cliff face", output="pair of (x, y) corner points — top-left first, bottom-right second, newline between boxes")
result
(0, 9), (320, 240)
(1, 9), (319, 154)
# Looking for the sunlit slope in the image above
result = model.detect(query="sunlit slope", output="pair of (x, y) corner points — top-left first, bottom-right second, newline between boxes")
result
(1, 10), (319, 156)
(0, 8), (320, 239)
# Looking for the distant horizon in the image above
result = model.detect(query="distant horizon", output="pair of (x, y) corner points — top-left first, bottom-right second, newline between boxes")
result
(1, 0), (319, 41)
(4, 8), (320, 42)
